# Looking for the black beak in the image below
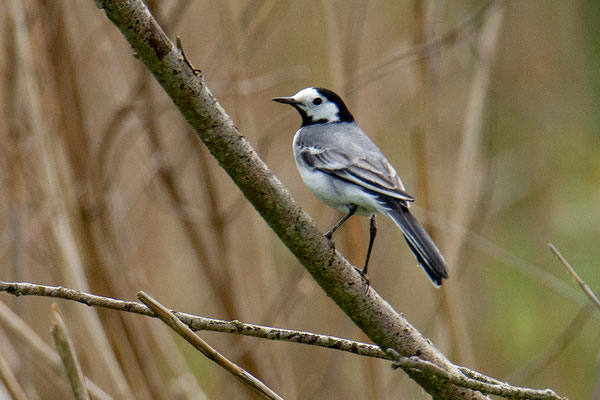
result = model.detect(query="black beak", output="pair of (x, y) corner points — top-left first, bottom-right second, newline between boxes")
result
(272, 96), (298, 105)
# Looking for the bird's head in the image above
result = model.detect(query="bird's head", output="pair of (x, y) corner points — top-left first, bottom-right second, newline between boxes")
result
(273, 87), (354, 126)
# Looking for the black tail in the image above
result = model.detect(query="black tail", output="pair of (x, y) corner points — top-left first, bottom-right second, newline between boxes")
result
(384, 203), (448, 287)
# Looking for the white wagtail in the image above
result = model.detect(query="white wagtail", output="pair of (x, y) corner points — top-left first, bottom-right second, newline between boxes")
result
(273, 87), (448, 286)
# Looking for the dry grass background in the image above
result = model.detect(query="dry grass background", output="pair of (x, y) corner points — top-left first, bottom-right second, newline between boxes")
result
(1, 0), (600, 399)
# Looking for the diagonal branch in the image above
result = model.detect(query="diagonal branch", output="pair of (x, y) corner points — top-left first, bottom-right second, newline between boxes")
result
(548, 243), (600, 312)
(138, 292), (283, 400)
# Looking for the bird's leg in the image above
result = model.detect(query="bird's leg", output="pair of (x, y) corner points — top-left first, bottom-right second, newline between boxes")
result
(360, 214), (377, 276)
(324, 204), (357, 239)
(354, 215), (376, 291)
(324, 204), (357, 251)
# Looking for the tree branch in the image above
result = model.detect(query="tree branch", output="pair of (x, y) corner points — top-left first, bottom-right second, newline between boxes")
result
(0, 281), (564, 399)
(388, 351), (563, 400)
(0, 280), (386, 359)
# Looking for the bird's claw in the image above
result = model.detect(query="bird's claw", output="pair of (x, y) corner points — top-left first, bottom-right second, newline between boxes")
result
(324, 233), (336, 253)
(355, 267), (370, 293)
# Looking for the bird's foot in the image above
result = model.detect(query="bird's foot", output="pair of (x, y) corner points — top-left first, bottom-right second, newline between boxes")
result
(355, 267), (370, 293)
(324, 232), (336, 253)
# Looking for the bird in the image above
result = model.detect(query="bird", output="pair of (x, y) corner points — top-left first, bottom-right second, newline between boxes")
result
(273, 87), (448, 287)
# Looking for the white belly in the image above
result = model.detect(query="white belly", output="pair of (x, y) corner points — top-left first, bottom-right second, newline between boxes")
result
(296, 161), (382, 216)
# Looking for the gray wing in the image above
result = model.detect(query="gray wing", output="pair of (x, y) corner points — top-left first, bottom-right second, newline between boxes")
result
(297, 144), (415, 202)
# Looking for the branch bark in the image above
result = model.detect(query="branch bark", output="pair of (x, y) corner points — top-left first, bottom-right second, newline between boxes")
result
(85, 1), (557, 399)
(0, 280), (387, 359)
(0, 281), (565, 400)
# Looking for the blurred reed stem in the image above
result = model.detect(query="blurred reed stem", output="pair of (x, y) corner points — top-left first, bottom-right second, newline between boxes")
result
(8, 0), (134, 397)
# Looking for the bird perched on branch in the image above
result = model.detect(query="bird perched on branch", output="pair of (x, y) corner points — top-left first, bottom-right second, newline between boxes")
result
(273, 87), (448, 287)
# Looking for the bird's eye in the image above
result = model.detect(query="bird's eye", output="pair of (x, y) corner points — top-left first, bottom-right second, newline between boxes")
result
(313, 97), (323, 105)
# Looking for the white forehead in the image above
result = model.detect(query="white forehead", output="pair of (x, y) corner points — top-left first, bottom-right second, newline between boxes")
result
(292, 87), (320, 103)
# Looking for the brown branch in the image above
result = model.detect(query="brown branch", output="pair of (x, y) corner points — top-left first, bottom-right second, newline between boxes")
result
(0, 281), (386, 359)
(388, 351), (564, 400)
(138, 291), (283, 400)
(0, 281), (565, 399)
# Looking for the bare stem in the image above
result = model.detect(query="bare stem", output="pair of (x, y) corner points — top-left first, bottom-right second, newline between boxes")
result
(50, 304), (91, 400)
(137, 291), (283, 400)
(548, 243), (600, 312)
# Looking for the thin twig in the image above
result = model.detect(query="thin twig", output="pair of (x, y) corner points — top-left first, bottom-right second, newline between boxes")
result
(0, 281), (386, 359)
(0, 281), (567, 399)
(176, 37), (201, 76)
(137, 291), (283, 400)
(548, 243), (600, 312)
(50, 303), (91, 400)
(388, 350), (565, 400)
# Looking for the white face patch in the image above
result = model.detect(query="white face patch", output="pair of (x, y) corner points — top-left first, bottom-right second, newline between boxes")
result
(291, 87), (341, 123)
